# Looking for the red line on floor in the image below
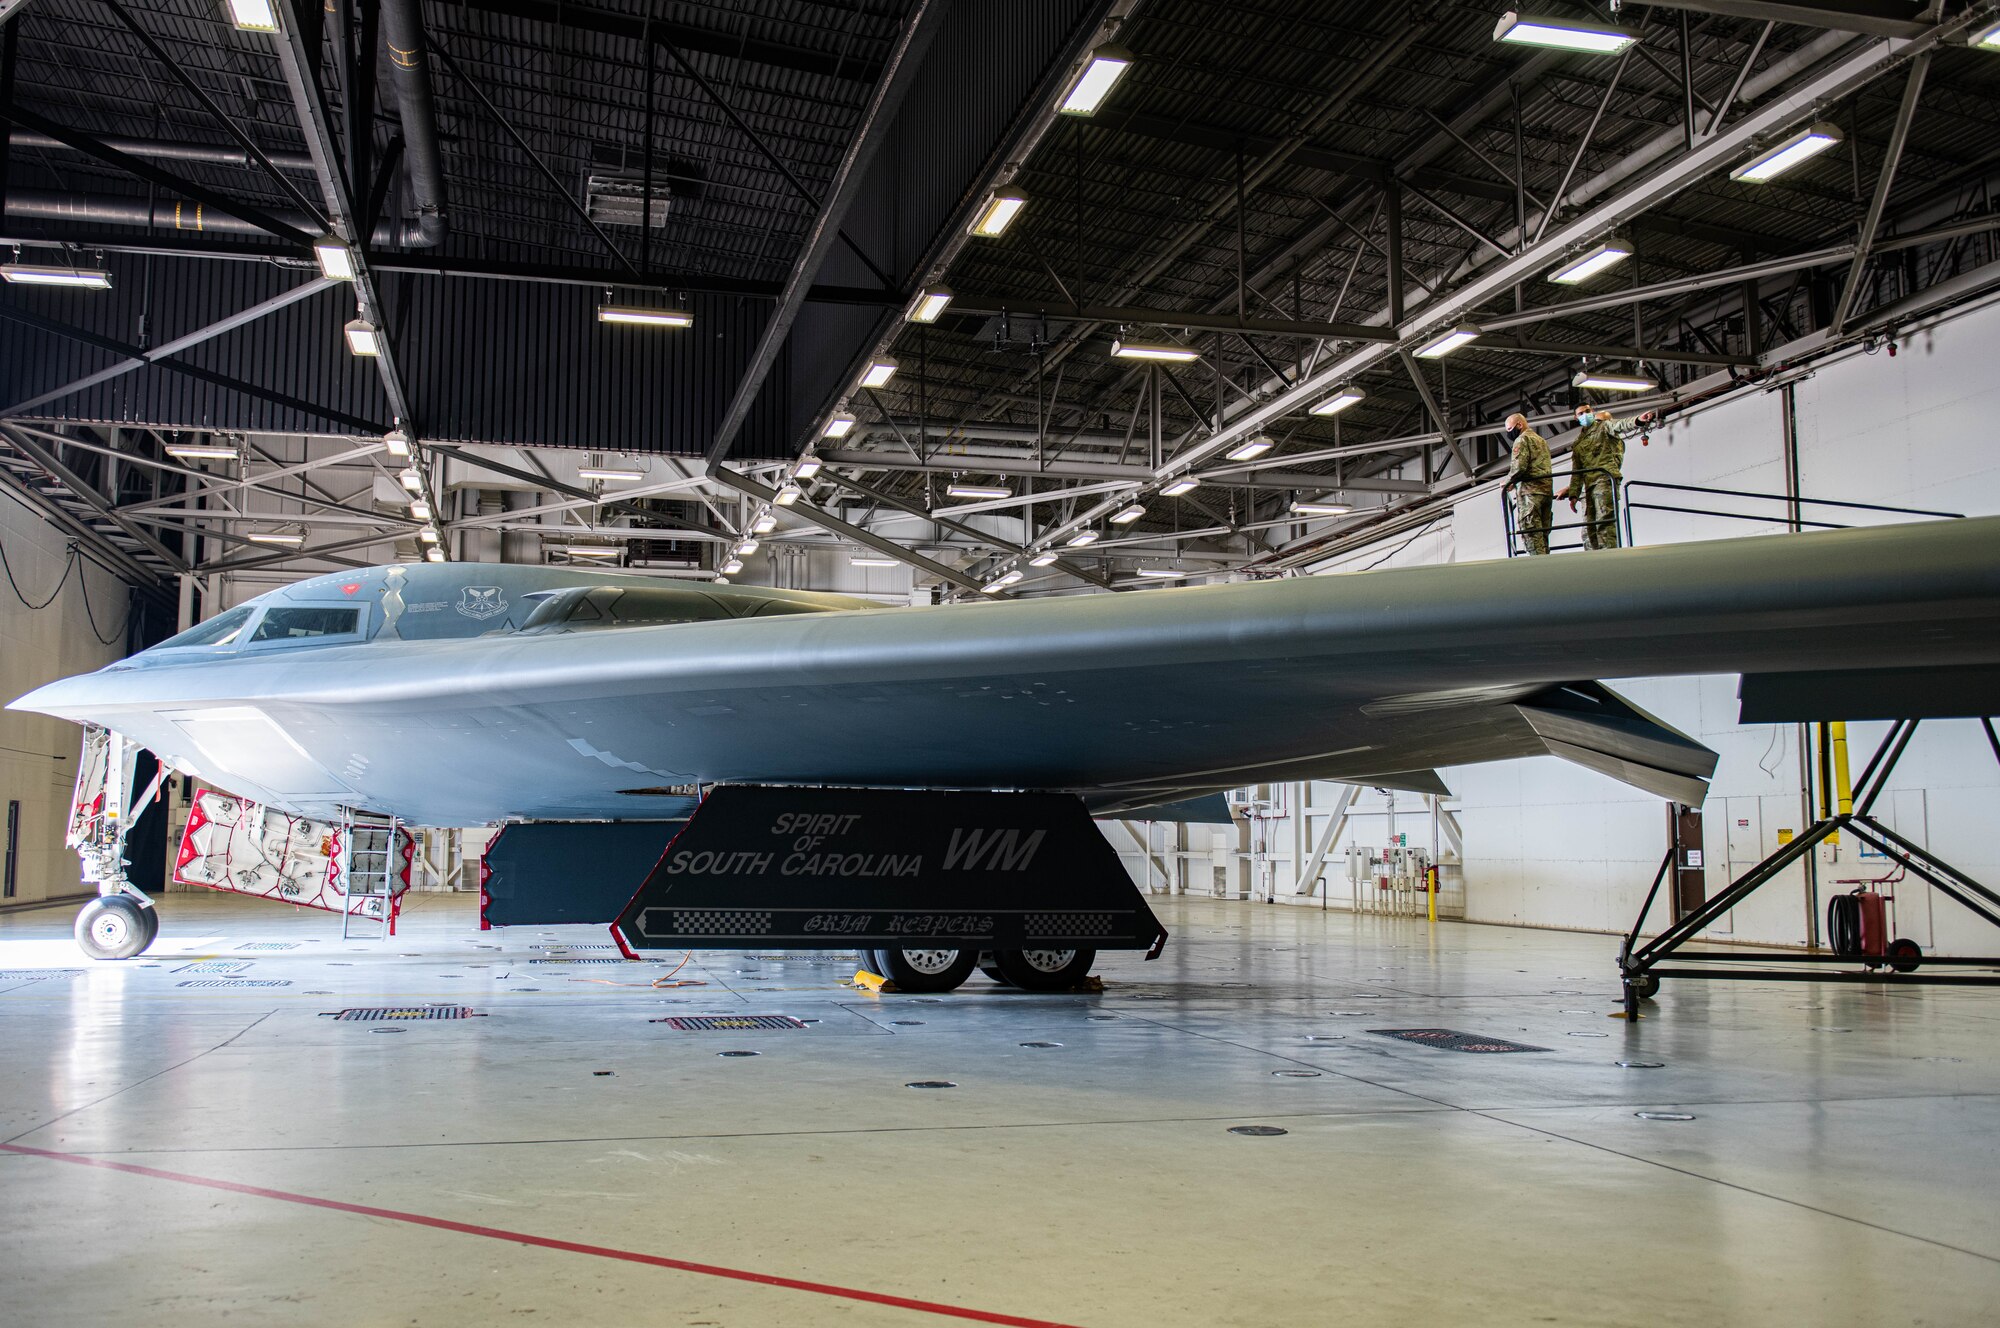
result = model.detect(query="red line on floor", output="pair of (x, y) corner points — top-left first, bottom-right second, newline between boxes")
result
(0, 1143), (1084, 1328)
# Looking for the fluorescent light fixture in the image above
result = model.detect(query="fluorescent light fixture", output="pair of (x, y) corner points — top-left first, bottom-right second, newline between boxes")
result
(247, 532), (304, 546)
(735, 538), (760, 556)
(721, 557), (744, 575)
(858, 357), (898, 389)
(968, 190), (1026, 238)
(946, 482), (1012, 500)
(752, 513), (778, 534)
(313, 239), (354, 281)
(0, 262), (112, 288)
(597, 305), (694, 328)
(418, 525), (440, 544)
(565, 545), (620, 559)
(796, 453), (826, 476)
(1414, 322), (1481, 359)
(224, 0), (278, 31)
(1292, 499), (1353, 517)
(163, 441), (238, 460)
(981, 570), (1024, 595)
(1066, 529), (1100, 547)
(1976, 19), (2000, 49)
(1059, 44), (1135, 115)
(1493, 11), (1638, 54)
(1572, 370), (1657, 392)
(1731, 122), (1843, 184)
(382, 429), (410, 457)
(1309, 386), (1366, 416)
(398, 467), (423, 493)
(850, 555), (900, 568)
(1135, 567), (1187, 579)
(1028, 551), (1060, 567)
(408, 500), (432, 521)
(1159, 477), (1200, 497)
(1109, 503), (1146, 525)
(1111, 338), (1200, 362)
(774, 484), (803, 507)
(1225, 436), (1273, 462)
(1547, 236), (1633, 285)
(578, 466), (643, 482)
(905, 286), (954, 323)
(426, 547), (446, 562)
(344, 318), (381, 356)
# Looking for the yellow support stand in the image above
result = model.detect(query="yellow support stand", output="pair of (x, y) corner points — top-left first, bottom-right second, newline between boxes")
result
(850, 968), (896, 993)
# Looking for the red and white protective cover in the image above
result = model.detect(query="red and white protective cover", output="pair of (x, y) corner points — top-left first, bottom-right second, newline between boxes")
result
(173, 789), (409, 917)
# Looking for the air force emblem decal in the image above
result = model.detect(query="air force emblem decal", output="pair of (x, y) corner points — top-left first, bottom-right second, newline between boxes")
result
(455, 586), (508, 621)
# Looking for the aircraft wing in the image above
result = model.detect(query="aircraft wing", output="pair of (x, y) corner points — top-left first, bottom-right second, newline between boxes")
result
(14, 518), (2000, 824)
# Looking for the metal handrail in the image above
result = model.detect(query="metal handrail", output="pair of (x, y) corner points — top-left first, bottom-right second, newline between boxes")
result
(1500, 467), (1619, 557)
(1622, 480), (1962, 547)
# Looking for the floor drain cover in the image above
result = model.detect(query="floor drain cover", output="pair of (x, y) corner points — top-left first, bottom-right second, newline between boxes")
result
(1020, 1041), (1063, 1048)
(1566, 1031), (1610, 1038)
(746, 954), (860, 963)
(906, 1080), (956, 1089)
(1635, 1111), (1696, 1121)
(656, 1015), (806, 1031)
(235, 942), (300, 951)
(718, 1050), (761, 1057)
(0, 969), (84, 980)
(891, 1020), (924, 1026)
(175, 961), (250, 974)
(529, 958), (644, 965)
(327, 1006), (482, 1021)
(1273, 1069), (1322, 1077)
(1616, 1060), (1665, 1068)
(1229, 1125), (1287, 1136)
(531, 944), (615, 950)
(1368, 1028), (1550, 1054)
(177, 979), (291, 987)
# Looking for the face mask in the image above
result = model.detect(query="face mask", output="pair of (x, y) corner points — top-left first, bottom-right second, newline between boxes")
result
(1505, 425), (1522, 440)
(1576, 412), (1592, 425)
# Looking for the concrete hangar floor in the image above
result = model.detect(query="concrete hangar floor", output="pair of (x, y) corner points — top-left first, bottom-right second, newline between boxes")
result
(2, 892), (1995, 1327)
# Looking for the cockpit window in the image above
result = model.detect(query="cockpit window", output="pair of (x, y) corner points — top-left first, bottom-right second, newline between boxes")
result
(250, 607), (361, 642)
(153, 606), (254, 650)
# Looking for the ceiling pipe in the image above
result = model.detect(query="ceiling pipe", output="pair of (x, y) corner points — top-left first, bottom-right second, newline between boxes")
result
(7, 130), (317, 172)
(4, 191), (431, 247)
(378, 0), (448, 247)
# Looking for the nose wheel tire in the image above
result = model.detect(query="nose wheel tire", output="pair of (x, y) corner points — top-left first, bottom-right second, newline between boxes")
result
(1887, 938), (1923, 973)
(75, 896), (156, 960)
(991, 948), (1096, 991)
(1624, 971), (1660, 1001)
(873, 947), (978, 993)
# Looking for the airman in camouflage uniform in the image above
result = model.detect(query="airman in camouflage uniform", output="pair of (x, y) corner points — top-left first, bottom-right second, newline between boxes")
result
(1559, 407), (1656, 550)
(1504, 412), (1553, 555)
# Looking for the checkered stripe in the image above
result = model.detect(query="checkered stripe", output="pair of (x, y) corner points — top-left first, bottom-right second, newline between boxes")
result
(1024, 912), (1116, 938)
(669, 910), (774, 935)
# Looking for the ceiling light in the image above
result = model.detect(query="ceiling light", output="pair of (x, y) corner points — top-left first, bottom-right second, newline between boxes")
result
(408, 499), (432, 521)
(1028, 551), (1060, 567)
(850, 554), (900, 568)
(735, 538), (760, 556)
(597, 305), (693, 328)
(1493, 11), (1638, 54)
(1111, 338), (1200, 362)
(565, 545), (620, 559)
(418, 525), (440, 544)
(313, 238), (354, 281)
(578, 466), (643, 482)
(752, 512), (777, 534)
(859, 357), (898, 389)
(1572, 370), (1657, 392)
(0, 262), (111, 289)
(1292, 499), (1353, 517)
(946, 482), (1012, 500)
(774, 484), (803, 507)
(382, 428), (410, 458)
(1976, 19), (2000, 49)
(1225, 436), (1273, 462)
(397, 466), (423, 493)
(247, 532), (304, 546)
(1059, 43), (1136, 115)
(163, 441), (238, 460)
(1731, 122), (1843, 184)
(1414, 322), (1481, 359)
(1547, 236), (1633, 285)
(981, 570), (1025, 595)
(721, 557), (744, 575)
(1309, 386), (1366, 416)
(1109, 503), (1146, 525)
(1160, 477), (1200, 497)
(796, 452), (826, 476)
(426, 547), (446, 562)
(820, 415), (855, 442)
(968, 190), (1026, 238)
(344, 318), (381, 356)
(905, 286), (954, 324)
(223, 0), (277, 31)
(1135, 567), (1188, 579)
(1066, 529), (1100, 547)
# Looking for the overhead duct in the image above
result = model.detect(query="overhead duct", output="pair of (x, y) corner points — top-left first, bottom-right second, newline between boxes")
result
(7, 131), (317, 172)
(378, 0), (448, 248)
(5, 191), (427, 248)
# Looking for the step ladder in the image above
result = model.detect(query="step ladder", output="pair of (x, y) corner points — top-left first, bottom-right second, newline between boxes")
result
(339, 809), (400, 939)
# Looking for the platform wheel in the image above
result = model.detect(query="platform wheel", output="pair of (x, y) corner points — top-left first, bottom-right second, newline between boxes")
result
(1625, 971), (1660, 1002)
(1887, 938), (1924, 974)
(874, 947), (978, 993)
(75, 896), (155, 960)
(991, 948), (1097, 992)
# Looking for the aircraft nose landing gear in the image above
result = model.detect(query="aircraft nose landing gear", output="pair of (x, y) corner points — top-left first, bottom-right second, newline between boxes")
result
(75, 895), (158, 960)
(66, 726), (166, 960)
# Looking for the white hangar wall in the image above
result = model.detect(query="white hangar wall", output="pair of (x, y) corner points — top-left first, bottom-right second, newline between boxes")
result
(1306, 295), (2000, 952)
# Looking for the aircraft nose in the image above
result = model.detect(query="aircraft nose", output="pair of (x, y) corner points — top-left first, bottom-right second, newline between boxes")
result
(7, 674), (97, 718)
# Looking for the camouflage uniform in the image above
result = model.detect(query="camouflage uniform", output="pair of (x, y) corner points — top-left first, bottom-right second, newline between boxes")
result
(1507, 426), (1554, 555)
(1568, 416), (1647, 550)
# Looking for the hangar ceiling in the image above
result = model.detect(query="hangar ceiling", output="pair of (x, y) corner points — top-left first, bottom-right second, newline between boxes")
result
(1, 0), (1998, 605)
